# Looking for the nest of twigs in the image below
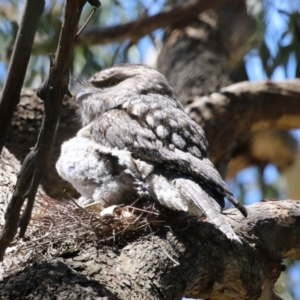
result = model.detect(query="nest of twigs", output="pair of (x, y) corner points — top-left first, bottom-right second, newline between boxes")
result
(5, 194), (170, 261)
(0, 193), (212, 277)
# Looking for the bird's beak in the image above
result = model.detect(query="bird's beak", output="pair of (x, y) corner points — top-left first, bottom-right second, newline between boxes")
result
(76, 91), (92, 103)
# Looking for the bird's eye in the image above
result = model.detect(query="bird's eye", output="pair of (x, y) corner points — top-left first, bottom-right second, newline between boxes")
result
(90, 78), (121, 89)
(107, 80), (118, 87)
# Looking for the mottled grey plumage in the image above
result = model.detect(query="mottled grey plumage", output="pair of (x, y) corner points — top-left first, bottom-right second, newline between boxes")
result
(56, 64), (246, 242)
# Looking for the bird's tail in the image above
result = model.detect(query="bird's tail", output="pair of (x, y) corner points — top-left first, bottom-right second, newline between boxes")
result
(225, 193), (247, 218)
(172, 178), (242, 244)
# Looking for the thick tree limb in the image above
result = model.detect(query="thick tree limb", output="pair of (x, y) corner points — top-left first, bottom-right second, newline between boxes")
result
(0, 199), (299, 299)
(226, 129), (298, 178)
(0, 0), (44, 154)
(1, 112), (299, 300)
(78, 0), (229, 45)
(186, 79), (300, 165)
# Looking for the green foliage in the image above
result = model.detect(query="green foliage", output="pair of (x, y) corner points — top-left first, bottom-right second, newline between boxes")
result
(256, 3), (300, 78)
(2, 1), (299, 84)
(0, 1), (20, 87)
(0, 0), (164, 87)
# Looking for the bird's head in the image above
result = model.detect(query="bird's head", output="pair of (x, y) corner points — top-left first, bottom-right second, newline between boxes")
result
(76, 64), (179, 126)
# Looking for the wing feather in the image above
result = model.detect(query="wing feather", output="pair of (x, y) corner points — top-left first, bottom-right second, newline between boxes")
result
(92, 94), (246, 217)
(172, 177), (242, 243)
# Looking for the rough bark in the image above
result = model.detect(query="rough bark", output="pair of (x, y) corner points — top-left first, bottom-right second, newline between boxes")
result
(0, 196), (299, 299)
(0, 147), (22, 220)
(1, 1), (299, 299)
(157, 0), (255, 106)
(157, 0), (298, 177)
(4, 89), (80, 199)
(186, 80), (300, 165)
(1, 146), (298, 299)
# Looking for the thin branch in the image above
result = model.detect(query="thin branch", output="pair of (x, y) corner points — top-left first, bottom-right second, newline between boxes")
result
(76, 7), (98, 37)
(78, 0), (229, 45)
(0, 0), (44, 154)
(0, 0), (91, 261)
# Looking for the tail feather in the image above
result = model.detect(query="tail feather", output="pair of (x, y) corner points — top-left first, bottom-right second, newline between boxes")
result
(147, 172), (242, 243)
(183, 155), (248, 218)
(226, 194), (247, 217)
(172, 178), (242, 243)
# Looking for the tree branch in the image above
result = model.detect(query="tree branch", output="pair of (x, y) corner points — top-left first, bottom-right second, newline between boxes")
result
(185, 79), (300, 165)
(226, 129), (298, 178)
(78, 0), (229, 45)
(1, 147), (299, 299)
(0, 0), (89, 261)
(0, 0), (44, 155)
(0, 199), (299, 299)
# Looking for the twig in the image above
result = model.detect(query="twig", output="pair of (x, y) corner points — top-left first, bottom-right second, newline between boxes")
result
(0, 0), (44, 153)
(19, 170), (40, 237)
(157, 241), (180, 266)
(121, 214), (143, 232)
(0, 0), (90, 261)
(65, 191), (92, 216)
(147, 223), (154, 246)
(130, 196), (143, 207)
(126, 206), (160, 215)
(76, 7), (98, 37)
(79, 0), (228, 45)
